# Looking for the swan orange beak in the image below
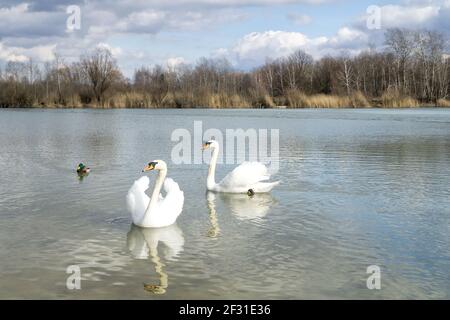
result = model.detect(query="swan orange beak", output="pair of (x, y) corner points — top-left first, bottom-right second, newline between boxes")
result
(201, 143), (210, 151)
(142, 163), (155, 172)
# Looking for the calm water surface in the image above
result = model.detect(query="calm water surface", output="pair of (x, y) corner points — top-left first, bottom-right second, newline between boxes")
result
(0, 108), (449, 299)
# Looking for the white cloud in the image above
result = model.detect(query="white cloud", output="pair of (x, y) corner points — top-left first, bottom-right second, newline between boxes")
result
(287, 13), (312, 25)
(166, 57), (187, 70)
(0, 42), (28, 62)
(0, 42), (56, 62)
(116, 10), (167, 34)
(96, 43), (123, 57)
(356, 2), (449, 31)
(380, 4), (439, 29)
(328, 27), (368, 48)
(27, 44), (57, 61)
(223, 27), (369, 68)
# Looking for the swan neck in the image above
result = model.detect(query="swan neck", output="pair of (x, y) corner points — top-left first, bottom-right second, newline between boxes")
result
(145, 168), (167, 215)
(207, 147), (219, 190)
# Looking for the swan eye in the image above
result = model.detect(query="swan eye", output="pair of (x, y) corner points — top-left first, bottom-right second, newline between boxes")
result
(143, 161), (158, 172)
(202, 141), (212, 150)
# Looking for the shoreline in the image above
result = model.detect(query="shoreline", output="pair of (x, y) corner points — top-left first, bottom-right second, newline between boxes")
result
(0, 104), (446, 110)
(2, 93), (447, 110)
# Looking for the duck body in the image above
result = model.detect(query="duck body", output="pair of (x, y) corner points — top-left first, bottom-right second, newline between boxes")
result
(76, 163), (90, 174)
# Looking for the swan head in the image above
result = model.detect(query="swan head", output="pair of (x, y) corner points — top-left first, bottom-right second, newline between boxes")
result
(142, 160), (167, 172)
(202, 140), (219, 151)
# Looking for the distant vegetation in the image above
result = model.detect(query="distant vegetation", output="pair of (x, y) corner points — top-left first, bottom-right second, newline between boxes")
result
(0, 28), (449, 108)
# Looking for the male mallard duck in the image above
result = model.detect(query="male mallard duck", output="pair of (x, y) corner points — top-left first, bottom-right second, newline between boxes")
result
(76, 163), (90, 174)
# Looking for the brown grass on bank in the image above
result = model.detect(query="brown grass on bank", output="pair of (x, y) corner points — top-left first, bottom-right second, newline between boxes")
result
(17, 88), (445, 109)
(437, 99), (450, 107)
(381, 88), (419, 108)
(30, 93), (83, 108)
(106, 92), (152, 108)
(108, 90), (371, 109)
(203, 93), (252, 108)
(103, 90), (254, 108)
(350, 91), (372, 108)
(285, 89), (371, 108)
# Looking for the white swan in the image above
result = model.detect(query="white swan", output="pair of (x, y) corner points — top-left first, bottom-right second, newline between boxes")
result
(202, 140), (280, 193)
(126, 160), (184, 228)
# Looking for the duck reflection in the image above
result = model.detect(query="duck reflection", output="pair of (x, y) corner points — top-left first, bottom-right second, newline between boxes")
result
(126, 223), (184, 294)
(206, 191), (276, 222)
(77, 171), (89, 182)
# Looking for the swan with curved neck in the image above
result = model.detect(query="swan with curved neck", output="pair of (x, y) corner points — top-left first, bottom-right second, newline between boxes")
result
(202, 140), (280, 193)
(127, 160), (184, 228)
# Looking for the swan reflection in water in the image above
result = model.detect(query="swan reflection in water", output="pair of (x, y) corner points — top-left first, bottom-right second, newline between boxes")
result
(126, 223), (184, 294)
(206, 191), (277, 225)
(206, 192), (221, 238)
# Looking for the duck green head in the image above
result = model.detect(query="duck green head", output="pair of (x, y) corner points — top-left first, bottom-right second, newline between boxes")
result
(77, 163), (86, 171)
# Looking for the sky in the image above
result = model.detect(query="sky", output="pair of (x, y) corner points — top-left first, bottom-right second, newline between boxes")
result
(0, 0), (449, 77)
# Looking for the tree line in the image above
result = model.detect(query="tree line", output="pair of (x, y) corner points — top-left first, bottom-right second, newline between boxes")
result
(0, 28), (449, 108)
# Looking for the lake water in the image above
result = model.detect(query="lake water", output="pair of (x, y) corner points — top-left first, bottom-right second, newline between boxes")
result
(0, 108), (449, 299)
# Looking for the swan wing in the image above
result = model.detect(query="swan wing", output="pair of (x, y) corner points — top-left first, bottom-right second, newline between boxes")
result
(219, 162), (270, 189)
(126, 176), (150, 225)
(161, 177), (184, 216)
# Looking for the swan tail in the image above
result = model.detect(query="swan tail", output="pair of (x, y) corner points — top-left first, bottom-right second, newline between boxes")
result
(219, 161), (271, 189)
(252, 180), (280, 193)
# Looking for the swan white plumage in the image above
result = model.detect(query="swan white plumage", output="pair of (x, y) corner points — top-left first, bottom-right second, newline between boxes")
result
(126, 160), (184, 228)
(202, 140), (280, 193)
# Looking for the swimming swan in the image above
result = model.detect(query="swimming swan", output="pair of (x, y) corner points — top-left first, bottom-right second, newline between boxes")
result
(202, 140), (280, 193)
(126, 160), (184, 228)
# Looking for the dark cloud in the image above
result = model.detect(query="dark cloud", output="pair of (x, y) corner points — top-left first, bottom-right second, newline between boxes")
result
(0, 3), (67, 38)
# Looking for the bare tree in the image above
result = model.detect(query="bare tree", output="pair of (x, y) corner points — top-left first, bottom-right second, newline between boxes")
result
(337, 55), (354, 95)
(80, 48), (121, 105)
(385, 28), (415, 91)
